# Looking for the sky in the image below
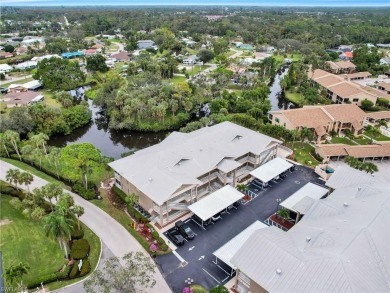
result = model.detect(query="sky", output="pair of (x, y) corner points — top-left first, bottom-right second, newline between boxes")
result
(1, 0), (389, 6)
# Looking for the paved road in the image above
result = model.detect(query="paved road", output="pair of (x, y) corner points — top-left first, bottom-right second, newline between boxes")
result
(0, 75), (33, 86)
(0, 160), (172, 293)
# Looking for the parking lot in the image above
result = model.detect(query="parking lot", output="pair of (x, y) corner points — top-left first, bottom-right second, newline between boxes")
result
(155, 165), (324, 292)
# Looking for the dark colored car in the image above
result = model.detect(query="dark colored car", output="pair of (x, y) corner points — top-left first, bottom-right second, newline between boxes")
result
(192, 214), (211, 226)
(167, 229), (185, 246)
(175, 220), (195, 240)
(0, 87), (7, 94)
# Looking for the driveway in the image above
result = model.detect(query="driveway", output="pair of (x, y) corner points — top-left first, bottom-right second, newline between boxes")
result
(0, 160), (171, 293)
(228, 49), (244, 59)
(156, 165), (323, 292)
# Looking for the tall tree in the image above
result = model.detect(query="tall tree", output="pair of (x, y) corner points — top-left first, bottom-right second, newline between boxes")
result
(4, 130), (22, 160)
(44, 209), (74, 258)
(84, 252), (156, 293)
(6, 168), (21, 190)
(73, 205), (84, 230)
(0, 132), (10, 157)
(18, 172), (34, 197)
(86, 54), (109, 73)
(48, 147), (62, 179)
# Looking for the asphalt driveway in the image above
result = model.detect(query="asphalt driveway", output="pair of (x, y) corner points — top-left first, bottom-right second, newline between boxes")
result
(156, 165), (324, 292)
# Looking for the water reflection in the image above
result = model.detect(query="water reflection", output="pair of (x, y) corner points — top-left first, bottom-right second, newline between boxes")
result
(268, 66), (296, 111)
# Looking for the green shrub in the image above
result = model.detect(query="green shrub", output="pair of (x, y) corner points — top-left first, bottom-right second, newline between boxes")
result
(71, 227), (84, 239)
(0, 180), (26, 200)
(210, 285), (229, 293)
(56, 265), (72, 279)
(69, 260), (80, 279)
(73, 183), (96, 200)
(79, 259), (91, 277)
(157, 237), (165, 245)
(27, 273), (58, 289)
(161, 243), (168, 251)
(70, 239), (90, 260)
(112, 185), (127, 202)
(146, 223), (154, 232)
(151, 231), (159, 240)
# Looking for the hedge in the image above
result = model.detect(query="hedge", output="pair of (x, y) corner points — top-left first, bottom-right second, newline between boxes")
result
(69, 260), (80, 279)
(0, 180), (26, 200)
(157, 237), (165, 245)
(73, 183), (96, 200)
(71, 226), (84, 240)
(151, 231), (159, 240)
(112, 185), (127, 202)
(27, 266), (72, 289)
(161, 243), (168, 251)
(79, 259), (91, 277)
(127, 205), (150, 223)
(70, 239), (90, 260)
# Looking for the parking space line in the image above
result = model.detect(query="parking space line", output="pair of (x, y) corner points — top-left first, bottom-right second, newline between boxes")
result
(173, 250), (187, 264)
(222, 275), (230, 282)
(202, 268), (221, 284)
(212, 261), (231, 276)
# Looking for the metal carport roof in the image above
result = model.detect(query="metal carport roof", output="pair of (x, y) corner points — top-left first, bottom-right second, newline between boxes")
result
(250, 157), (293, 183)
(188, 185), (243, 221)
(213, 221), (268, 271)
(280, 183), (328, 214)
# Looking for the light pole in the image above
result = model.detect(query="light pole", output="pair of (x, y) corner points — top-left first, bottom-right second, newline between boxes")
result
(184, 277), (194, 292)
(276, 198), (281, 212)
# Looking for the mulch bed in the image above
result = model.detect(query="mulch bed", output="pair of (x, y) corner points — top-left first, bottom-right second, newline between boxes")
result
(269, 214), (295, 230)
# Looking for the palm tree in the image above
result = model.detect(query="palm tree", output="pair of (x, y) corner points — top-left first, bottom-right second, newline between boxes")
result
(6, 168), (21, 190)
(44, 210), (74, 258)
(48, 147), (62, 178)
(0, 132), (10, 157)
(291, 129), (301, 149)
(42, 183), (64, 211)
(21, 145), (34, 165)
(29, 133), (50, 163)
(73, 205), (84, 230)
(18, 172), (34, 197)
(363, 162), (378, 174)
(236, 184), (248, 194)
(277, 207), (290, 223)
(56, 194), (75, 219)
(125, 193), (139, 217)
(4, 130), (22, 161)
(4, 262), (30, 288)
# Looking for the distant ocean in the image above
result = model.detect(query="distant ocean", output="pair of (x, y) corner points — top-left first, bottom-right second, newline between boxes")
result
(1, 0), (389, 7)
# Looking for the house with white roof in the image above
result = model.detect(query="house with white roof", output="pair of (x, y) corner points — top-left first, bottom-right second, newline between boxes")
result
(109, 122), (282, 226)
(0, 64), (12, 73)
(231, 166), (389, 293)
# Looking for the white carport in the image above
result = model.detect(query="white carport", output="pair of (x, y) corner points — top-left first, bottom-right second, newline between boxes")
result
(281, 182), (328, 222)
(213, 221), (268, 275)
(250, 157), (293, 185)
(188, 185), (243, 227)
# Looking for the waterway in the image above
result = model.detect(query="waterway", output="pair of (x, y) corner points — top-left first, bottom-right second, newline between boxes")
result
(49, 67), (294, 159)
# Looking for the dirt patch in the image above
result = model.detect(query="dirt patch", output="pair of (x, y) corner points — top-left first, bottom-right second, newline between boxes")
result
(0, 219), (12, 226)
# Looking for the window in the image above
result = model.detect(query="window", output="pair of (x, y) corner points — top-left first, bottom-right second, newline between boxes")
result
(275, 118), (280, 123)
(353, 98), (359, 102)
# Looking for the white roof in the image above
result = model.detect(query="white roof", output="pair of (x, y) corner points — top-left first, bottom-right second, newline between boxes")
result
(325, 165), (375, 190)
(280, 183), (328, 214)
(14, 61), (38, 69)
(188, 185), (244, 221)
(231, 181), (390, 293)
(250, 157), (293, 183)
(213, 221), (268, 269)
(23, 80), (41, 90)
(109, 122), (281, 206)
(0, 64), (12, 70)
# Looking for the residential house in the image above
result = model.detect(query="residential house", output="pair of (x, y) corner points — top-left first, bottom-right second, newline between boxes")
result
(15, 47), (28, 55)
(338, 44), (353, 52)
(344, 71), (371, 81)
(110, 51), (131, 62)
(325, 60), (356, 74)
(183, 55), (200, 65)
(376, 43), (390, 49)
(365, 111), (390, 124)
(91, 44), (104, 50)
(109, 122), (282, 227)
(13, 61), (38, 70)
(0, 64), (12, 73)
(379, 57), (390, 66)
(0, 91), (44, 107)
(309, 69), (380, 105)
(238, 44), (254, 51)
(31, 54), (60, 62)
(269, 104), (366, 143)
(137, 40), (156, 50)
(8, 80), (42, 93)
(378, 82), (390, 94)
(339, 51), (353, 60)
(315, 143), (390, 162)
(231, 168), (389, 293)
(0, 52), (13, 59)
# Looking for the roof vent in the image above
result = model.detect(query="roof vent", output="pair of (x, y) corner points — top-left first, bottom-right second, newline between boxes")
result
(276, 268), (282, 275)
(199, 148), (203, 152)
(148, 178), (153, 182)
(358, 187), (362, 191)
(306, 236), (311, 242)
(343, 202), (349, 207)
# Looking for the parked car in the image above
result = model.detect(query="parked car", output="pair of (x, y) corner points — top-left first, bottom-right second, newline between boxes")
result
(175, 220), (195, 239)
(167, 229), (185, 246)
(211, 213), (221, 222)
(233, 200), (241, 207)
(280, 172), (288, 179)
(192, 214), (211, 226)
(0, 87), (7, 94)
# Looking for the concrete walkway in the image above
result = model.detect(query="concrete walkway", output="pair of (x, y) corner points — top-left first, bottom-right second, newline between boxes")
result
(0, 160), (171, 293)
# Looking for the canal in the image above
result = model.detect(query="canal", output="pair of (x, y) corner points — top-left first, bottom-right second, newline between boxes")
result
(49, 66), (295, 159)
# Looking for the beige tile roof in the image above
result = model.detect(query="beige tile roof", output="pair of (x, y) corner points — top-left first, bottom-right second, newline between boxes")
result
(361, 86), (390, 101)
(326, 60), (356, 70)
(316, 144), (390, 158)
(308, 69), (330, 80)
(378, 82), (390, 91)
(314, 125), (327, 137)
(346, 72), (371, 79)
(321, 104), (366, 123)
(277, 107), (332, 128)
(315, 75), (344, 87)
(328, 82), (363, 98)
(365, 111), (390, 120)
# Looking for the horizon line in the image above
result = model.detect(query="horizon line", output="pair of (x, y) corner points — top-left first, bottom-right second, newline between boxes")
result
(2, 4), (390, 7)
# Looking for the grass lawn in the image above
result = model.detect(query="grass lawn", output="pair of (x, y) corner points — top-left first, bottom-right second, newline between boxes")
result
(0, 195), (65, 287)
(364, 131), (390, 141)
(354, 136), (372, 145)
(285, 142), (321, 167)
(187, 65), (210, 76)
(0, 158), (71, 190)
(226, 49), (236, 57)
(331, 136), (356, 145)
(46, 223), (101, 291)
(42, 90), (61, 108)
(170, 75), (188, 85)
(285, 91), (305, 106)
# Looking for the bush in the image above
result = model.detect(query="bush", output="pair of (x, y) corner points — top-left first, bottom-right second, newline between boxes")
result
(27, 266), (71, 289)
(71, 227), (84, 240)
(73, 183), (96, 200)
(161, 243), (168, 251)
(0, 180), (26, 200)
(112, 185), (127, 202)
(79, 259), (91, 277)
(157, 237), (165, 245)
(146, 223), (154, 232)
(70, 239), (90, 260)
(151, 231), (159, 240)
(69, 260), (80, 279)
(210, 285), (229, 293)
